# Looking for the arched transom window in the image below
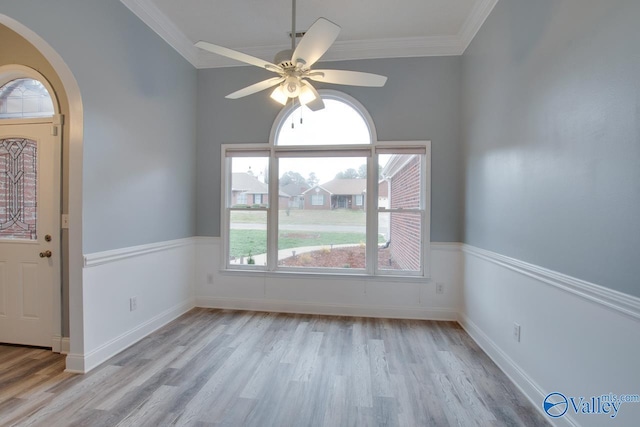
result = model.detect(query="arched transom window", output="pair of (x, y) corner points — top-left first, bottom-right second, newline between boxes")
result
(0, 78), (54, 119)
(274, 96), (372, 146)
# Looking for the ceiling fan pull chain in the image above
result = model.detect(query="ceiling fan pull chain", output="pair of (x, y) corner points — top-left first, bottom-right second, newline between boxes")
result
(291, 98), (295, 129)
(300, 101), (304, 125)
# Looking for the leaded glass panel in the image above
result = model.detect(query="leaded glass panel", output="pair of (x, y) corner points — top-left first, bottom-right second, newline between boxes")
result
(0, 79), (54, 119)
(0, 138), (37, 240)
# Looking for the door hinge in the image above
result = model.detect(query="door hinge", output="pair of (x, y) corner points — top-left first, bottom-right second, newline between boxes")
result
(51, 125), (58, 136)
(61, 214), (69, 229)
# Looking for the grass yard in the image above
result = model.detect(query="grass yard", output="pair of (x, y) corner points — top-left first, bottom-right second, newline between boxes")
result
(229, 229), (383, 259)
(230, 209), (366, 226)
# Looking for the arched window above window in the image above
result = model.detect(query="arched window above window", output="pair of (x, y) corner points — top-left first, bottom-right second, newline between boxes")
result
(272, 90), (375, 146)
(0, 78), (54, 119)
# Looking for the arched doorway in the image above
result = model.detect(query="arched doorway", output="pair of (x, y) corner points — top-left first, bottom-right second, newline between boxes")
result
(0, 15), (84, 368)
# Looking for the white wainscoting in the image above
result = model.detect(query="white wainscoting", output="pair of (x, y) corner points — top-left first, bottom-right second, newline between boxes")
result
(65, 236), (640, 427)
(460, 245), (640, 427)
(195, 238), (462, 320)
(66, 238), (197, 373)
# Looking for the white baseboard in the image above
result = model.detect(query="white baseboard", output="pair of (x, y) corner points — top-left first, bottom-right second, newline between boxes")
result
(461, 244), (640, 427)
(69, 237), (197, 374)
(66, 298), (194, 373)
(458, 315), (577, 427)
(197, 296), (457, 320)
(51, 336), (71, 354)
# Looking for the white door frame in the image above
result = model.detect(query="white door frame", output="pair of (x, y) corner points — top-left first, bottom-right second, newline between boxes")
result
(1, 13), (84, 372)
(0, 64), (63, 348)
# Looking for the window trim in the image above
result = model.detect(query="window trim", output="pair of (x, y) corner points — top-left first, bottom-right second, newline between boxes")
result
(220, 89), (430, 279)
(221, 141), (431, 278)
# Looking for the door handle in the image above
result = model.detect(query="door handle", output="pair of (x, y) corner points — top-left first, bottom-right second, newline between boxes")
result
(39, 250), (52, 258)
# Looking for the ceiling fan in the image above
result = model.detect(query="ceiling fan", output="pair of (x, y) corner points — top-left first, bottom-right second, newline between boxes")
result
(195, 0), (387, 111)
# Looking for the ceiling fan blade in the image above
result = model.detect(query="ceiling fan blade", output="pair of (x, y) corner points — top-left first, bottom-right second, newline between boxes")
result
(195, 41), (282, 71)
(303, 83), (325, 111)
(226, 77), (285, 99)
(307, 69), (388, 87)
(292, 18), (341, 68)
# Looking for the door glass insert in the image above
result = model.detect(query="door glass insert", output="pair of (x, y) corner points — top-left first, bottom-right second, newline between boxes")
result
(0, 138), (37, 240)
(0, 78), (54, 119)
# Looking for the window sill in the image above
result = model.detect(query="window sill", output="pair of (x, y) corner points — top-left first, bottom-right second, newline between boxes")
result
(218, 268), (432, 283)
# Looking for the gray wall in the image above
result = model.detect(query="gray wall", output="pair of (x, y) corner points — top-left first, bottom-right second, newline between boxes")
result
(462, 0), (640, 296)
(197, 56), (463, 241)
(1, 0), (198, 253)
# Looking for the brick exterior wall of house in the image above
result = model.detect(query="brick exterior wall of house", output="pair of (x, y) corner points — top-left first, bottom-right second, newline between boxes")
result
(389, 156), (421, 271)
(304, 188), (331, 210)
(0, 138), (37, 240)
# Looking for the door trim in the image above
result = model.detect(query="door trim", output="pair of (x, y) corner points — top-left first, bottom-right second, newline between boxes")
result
(0, 66), (62, 349)
(1, 13), (85, 364)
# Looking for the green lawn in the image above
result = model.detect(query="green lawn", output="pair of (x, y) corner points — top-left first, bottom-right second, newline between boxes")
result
(230, 209), (366, 226)
(229, 229), (383, 259)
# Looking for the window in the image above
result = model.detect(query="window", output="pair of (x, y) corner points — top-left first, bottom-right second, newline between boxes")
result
(0, 78), (54, 119)
(222, 91), (430, 276)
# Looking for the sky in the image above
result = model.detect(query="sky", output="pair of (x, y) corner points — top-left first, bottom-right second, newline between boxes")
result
(231, 99), (390, 183)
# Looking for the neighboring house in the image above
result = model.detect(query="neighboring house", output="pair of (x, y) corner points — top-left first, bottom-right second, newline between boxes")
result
(381, 154), (421, 271)
(231, 172), (288, 207)
(378, 179), (389, 210)
(279, 181), (309, 209)
(302, 178), (366, 210)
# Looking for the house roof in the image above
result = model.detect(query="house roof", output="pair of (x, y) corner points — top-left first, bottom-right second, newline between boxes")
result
(232, 173), (289, 197)
(280, 182), (310, 197)
(232, 172), (268, 194)
(303, 178), (366, 196)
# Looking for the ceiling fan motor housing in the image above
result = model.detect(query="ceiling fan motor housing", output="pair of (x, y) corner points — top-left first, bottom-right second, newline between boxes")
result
(274, 49), (295, 69)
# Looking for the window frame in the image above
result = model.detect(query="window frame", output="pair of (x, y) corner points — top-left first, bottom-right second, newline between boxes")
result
(221, 91), (431, 279)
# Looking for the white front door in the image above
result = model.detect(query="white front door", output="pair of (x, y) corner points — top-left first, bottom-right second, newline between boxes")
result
(0, 120), (61, 347)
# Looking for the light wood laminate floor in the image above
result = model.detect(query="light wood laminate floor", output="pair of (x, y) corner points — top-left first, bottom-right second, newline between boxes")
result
(0, 308), (549, 426)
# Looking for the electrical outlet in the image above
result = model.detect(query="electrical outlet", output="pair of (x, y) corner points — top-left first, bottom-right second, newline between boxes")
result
(130, 296), (137, 312)
(207, 274), (214, 284)
(513, 323), (521, 342)
(436, 283), (444, 294)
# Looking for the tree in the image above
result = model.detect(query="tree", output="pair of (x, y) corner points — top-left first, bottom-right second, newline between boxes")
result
(307, 172), (319, 187)
(335, 168), (359, 179)
(357, 164), (367, 178)
(280, 171), (307, 187)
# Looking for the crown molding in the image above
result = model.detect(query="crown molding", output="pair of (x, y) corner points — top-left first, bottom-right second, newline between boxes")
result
(197, 35), (465, 69)
(120, 0), (200, 67)
(121, 0), (499, 69)
(458, 0), (500, 53)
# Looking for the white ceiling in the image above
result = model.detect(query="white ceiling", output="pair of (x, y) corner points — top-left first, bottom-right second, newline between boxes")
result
(120, 0), (499, 68)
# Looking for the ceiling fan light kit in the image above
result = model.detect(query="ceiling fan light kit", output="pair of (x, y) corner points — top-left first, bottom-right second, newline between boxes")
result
(195, 0), (387, 111)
